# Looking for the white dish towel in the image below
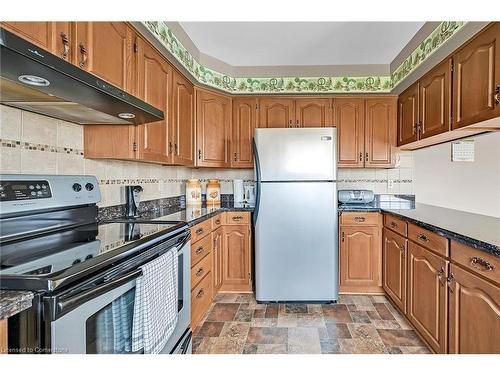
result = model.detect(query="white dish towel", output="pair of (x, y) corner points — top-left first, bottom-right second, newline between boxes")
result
(131, 247), (178, 354)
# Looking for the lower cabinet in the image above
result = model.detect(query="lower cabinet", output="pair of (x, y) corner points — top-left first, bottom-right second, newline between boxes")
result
(339, 212), (382, 293)
(190, 211), (252, 328)
(382, 228), (407, 313)
(448, 263), (500, 353)
(407, 242), (449, 353)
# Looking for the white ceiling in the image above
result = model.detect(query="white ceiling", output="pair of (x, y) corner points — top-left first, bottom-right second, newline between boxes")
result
(180, 22), (425, 67)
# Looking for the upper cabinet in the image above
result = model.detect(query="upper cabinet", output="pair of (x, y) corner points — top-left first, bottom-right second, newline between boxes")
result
(453, 22), (500, 129)
(172, 70), (195, 166)
(74, 22), (135, 94)
(336, 97), (397, 168)
(232, 98), (257, 168)
(134, 36), (172, 164)
(398, 83), (420, 146)
(1, 22), (55, 52)
(295, 98), (333, 127)
(258, 98), (295, 128)
(195, 89), (231, 167)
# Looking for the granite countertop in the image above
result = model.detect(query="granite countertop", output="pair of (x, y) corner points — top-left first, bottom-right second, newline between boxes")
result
(0, 290), (34, 320)
(339, 196), (500, 257)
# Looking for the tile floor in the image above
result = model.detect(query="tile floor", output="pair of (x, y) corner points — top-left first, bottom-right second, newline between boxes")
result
(192, 293), (431, 354)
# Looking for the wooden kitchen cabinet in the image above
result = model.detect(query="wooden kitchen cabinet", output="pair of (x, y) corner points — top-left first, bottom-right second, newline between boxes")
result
(134, 36), (172, 163)
(195, 88), (231, 167)
(448, 263), (500, 354)
(453, 23), (500, 129)
(382, 228), (407, 313)
(339, 213), (382, 293)
(212, 226), (224, 294)
(171, 70), (195, 166)
(1, 22), (54, 52)
(0, 319), (6, 354)
(398, 82), (420, 146)
(335, 98), (365, 168)
(221, 225), (252, 292)
(295, 98), (333, 127)
(232, 97), (257, 168)
(258, 98), (295, 128)
(419, 58), (452, 139)
(407, 242), (448, 353)
(74, 22), (135, 93)
(364, 98), (397, 167)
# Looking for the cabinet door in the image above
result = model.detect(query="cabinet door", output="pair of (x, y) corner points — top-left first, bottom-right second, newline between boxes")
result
(419, 58), (452, 139)
(398, 83), (419, 146)
(453, 23), (500, 129)
(212, 227), (224, 293)
(335, 98), (365, 168)
(1, 22), (54, 52)
(172, 70), (194, 166)
(340, 225), (381, 292)
(135, 37), (171, 164)
(382, 228), (407, 313)
(448, 263), (500, 354)
(258, 98), (295, 128)
(364, 98), (397, 167)
(295, 98), (333, 127)
(408, 242), (448, 353)
(195, 89), (231, 167)
(221, 225), (251, 292)
(232, 98), (257, 168)
(74, 22), (134, 93)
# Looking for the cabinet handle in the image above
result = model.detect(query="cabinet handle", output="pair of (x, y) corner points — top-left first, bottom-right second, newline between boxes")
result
(495, 85), (500, 105)
(215, 219), (221, 225)
(196, 267), (205, 277)
(296, 120), (299, 127)
(417, 234), (430, 243)
(195, 228), (204, 235)
(437, 267), (445, 286)
(390, 221), (398, 229)
(354, 216), (366, 222)
(412, 123), (417, 135)
(60, 32), (70, 60)
(78, 43), (88, 68)
(174, 143), (178, 154)
(195, 246), (204, 254)
(232, 216), (243, 221)
(169, 142), (173, 154)
(196, 288), (205, 299)
(198, 149), (202, 160)
(447, 273), (455, 293)
(365, 152), (368, 162)
(359, 152), (363, 161)
(470, 256), (494, 272)
(399, 244), (405, 253)
(341, 232), (345, 242)
(289, 120), (292, 128)
(234, 152), (237, 161)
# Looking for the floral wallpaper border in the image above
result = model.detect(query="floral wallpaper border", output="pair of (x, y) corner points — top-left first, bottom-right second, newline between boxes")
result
(143, 21), (466, 94)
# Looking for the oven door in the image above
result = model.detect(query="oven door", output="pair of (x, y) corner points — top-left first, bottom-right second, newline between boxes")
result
(45, 234), (190, 354)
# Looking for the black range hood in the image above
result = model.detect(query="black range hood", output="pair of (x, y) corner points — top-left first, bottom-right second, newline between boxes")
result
(0, 28), (164, 125)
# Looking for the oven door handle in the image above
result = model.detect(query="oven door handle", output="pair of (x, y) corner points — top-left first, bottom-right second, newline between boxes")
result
(48, 268), (142, 321)
(175, 231), (191, 250)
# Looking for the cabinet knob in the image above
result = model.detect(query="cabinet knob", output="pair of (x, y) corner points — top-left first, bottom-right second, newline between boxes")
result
(359, 152), (363, 161)
(495, 85), (500, 105)
(196, 267), (205, 277)
(198, 149), (202, 160)
(196, 288), (205, 299)
(78, 43), (88, 68)
(354, 216), (366, 222)
(447, 273), (455, 293)
(195, 228), (204, 235)
(417, 234), (430, 243)
(470, 256), (494, 272)
(195, 246), (204, 254)
(60, 32), (70, 60)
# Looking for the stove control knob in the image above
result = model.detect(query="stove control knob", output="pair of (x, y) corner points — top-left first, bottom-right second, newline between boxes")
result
(85, 183), (94, 191)
(72, 259), (81, 265)
(72, 183), (82, 192)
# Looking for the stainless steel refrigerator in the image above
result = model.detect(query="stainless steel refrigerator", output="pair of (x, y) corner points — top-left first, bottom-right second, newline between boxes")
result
(253, 127), (338, 302)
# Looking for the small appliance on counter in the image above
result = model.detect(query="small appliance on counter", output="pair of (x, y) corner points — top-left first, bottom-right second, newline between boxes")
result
(338, 189), (375, 205)
(244, 183), (256, 205)
(233, 179), (245, 203)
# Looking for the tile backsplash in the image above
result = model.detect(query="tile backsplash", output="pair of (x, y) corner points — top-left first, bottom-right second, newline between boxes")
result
(0, 105), (253, 208)
(0, 104), (413, 205)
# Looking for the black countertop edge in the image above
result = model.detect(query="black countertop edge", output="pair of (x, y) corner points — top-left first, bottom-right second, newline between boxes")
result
(0, 290), (34, 320)
(381, 210), (500, 257)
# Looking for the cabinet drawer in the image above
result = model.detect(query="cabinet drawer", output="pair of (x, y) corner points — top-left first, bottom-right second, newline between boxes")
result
(384, 214), (407, 237)
(191, 250), (213, 289)
(191, 233), (213, 267)
(408, 223), (449, 257)
(191, 271), (213, 328)
(212, 214), (223, 230)
(223, 211), (250, 225)
(191, 219), (212, 242)
(451, 240), (499, 285)
(340, 212), (380, 226)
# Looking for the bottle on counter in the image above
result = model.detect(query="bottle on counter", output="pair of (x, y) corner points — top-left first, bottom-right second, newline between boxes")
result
(206, 179), (221, 205)
(186, 179), (202, 205)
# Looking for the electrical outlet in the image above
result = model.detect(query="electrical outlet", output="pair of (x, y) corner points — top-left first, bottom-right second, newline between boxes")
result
(387, 179), (394, 189)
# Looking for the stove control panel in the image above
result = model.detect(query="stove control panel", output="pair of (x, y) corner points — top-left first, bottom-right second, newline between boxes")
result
(0, 180), (52, 201)
(0, 174), (101, 216)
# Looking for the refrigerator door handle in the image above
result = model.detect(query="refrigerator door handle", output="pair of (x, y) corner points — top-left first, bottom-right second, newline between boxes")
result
(252, 138), (261, 226)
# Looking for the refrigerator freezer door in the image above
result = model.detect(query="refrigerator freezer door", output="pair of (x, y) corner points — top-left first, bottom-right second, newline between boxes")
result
(255, 181), (338, 302)
(254, 128), (336, 181)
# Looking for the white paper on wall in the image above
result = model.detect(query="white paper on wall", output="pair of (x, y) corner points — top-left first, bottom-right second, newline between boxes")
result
(451, 139), (474, 162)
